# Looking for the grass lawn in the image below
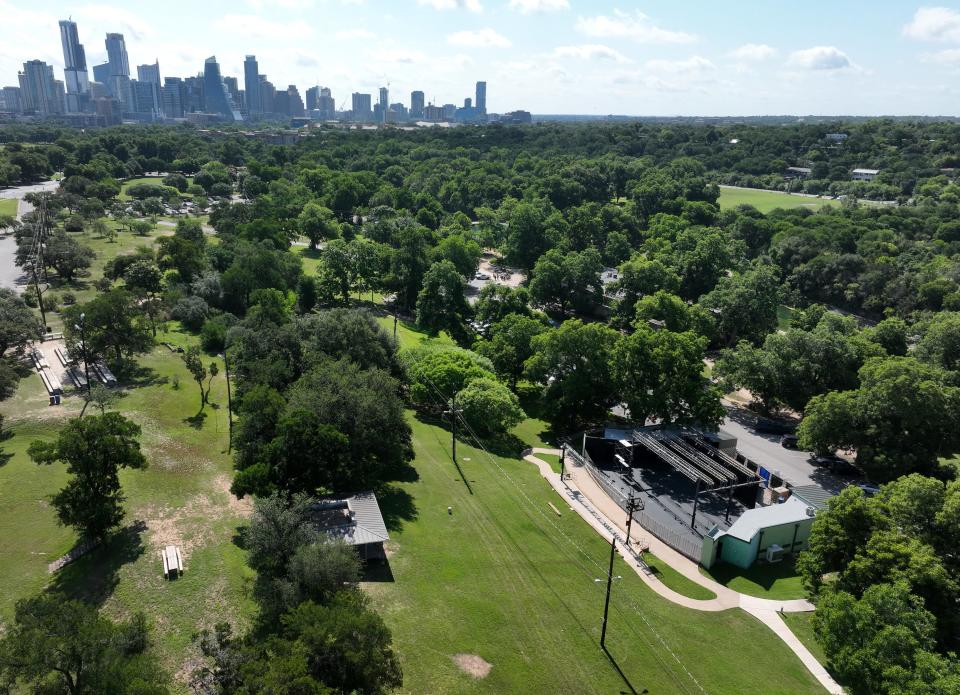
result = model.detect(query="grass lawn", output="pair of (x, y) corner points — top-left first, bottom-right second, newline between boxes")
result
(365, 414), (826, 694)
(375, 314), (455, 351)
(782, 612), (827, 667)
(642, 552), (718, 601)
(719, 186), (839, 214)
(0, 325), (255, 691)
(777, 305), (795, 330)
(535, 452), (561, 472)
(119, 176), (193, 201)
(0, 198), (17, 217)
(701, 558), (807, 600)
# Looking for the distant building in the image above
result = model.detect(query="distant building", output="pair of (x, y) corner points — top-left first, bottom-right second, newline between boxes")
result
(286, 85), (305, 117)
(378, 86), (388, 123)
(202, 56), (235, 120)
(825, 133), (848, 142)
(259, 77), (276, 114)
(59, 19), (89, 112)
(442, 103), (456, 120)
(423, 103), (444, 121)
(317, 87), (335, 120)
(785, 166), (812, 179)
(351, 92), (372, 121)
(105, 33), (133, 111)
(410, 90), (424, 119)
(162, 77), (186, 118)
(500, 109), (532, 124)
(305, 85), (319, 112)
(18, 60), (63, 115)
(92, 62), (111, 87)
(851, 168), (880, 181)
(132, 79), (162, 119)
(223, 76), (240, 106)
(184, 75), (205, 113)
(475, 80), (486, 113)
(244, 55), (260, 115)
(0, 86), (22, 113)
(137, 61), (161, 85)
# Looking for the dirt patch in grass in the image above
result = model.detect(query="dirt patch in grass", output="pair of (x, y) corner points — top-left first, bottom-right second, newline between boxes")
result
(452, 653), (492, 679)
(213, 473), (253, 516)
(140, 482), (247, 558)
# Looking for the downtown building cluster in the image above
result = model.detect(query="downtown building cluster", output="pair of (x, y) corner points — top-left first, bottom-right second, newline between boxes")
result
(0, 19), (532, 128)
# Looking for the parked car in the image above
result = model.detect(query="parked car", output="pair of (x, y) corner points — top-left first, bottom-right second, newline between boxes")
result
(857, 483), (881, 496)
(755, 418), (795, 435)
(474, 272), (490, 280)
(780, 434), (799, 448)
(810, 454), (858, 476)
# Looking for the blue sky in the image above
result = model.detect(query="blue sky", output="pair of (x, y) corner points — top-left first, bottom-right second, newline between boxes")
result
(3, 1), (960, 115)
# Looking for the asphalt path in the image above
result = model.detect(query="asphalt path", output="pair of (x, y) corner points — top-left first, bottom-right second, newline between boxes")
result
(0, 180), (60, 293)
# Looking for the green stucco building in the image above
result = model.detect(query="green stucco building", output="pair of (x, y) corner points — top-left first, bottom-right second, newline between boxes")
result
(700, 497), (816, 569)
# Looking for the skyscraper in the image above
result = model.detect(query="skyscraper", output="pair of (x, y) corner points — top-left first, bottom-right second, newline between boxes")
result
(287, 85), (305, 117)
(18, 60), (62, 115)
(92, 62), (110, 86)
(351, 92), (371, 121)
(410, 90), (424, 119)
(105, 33), (132, 111)
(202, 56), (235, 120)
(137, 61), (161, 85)
(378, 86), (388, 123)
(1, 86), (23, 113)
(317, 87), (335, 120)
(259, 76), (275, 114)
(305, 86), (319, 112)
(162, 77), (185, 118)
(244, 56), (260, 115)
(59, 19), (89, 112)
(475, 81), (486, 114)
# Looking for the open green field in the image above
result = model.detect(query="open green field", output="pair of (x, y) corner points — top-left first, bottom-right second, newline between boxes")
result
(701, 558), (806, 600)
(0, 326), (255, 690)
(719, 186), (839, 214)
(0, 198), (17, 217)
(782, 612), (827, 667)
(365, 414), (825, 694)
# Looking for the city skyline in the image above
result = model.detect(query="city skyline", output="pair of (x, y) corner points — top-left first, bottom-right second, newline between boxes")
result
(4, 1), (960, 116)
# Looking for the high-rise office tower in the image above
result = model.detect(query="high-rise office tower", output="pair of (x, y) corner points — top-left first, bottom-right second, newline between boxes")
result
(59, 19), (89, 112)
(183, 76), (204, 113)
(475, 80), (486, 113)
(92, 62), (110, 86)
(202, 56), (235, 119)
(105, 33), (132, 111)
(18, 60), (63, 115)
(352, 92), (371, 120)
(223, 76), (240, 105)
(162, 77), (185, 117)
(243, 55), (260, 115)
(287, 85), (305, 117)
(317, 87), (335, 120)
(1, 86), (23, 113)
(132, 79), (162, 118)
(305, 86), (319, 112)
(378, 86), (388, 122)
(137, 61), (161, 84)
(259, 76), (275, 114)
(410, 90), (424, 119)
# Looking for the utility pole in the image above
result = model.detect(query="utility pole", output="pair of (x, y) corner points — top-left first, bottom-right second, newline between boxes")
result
(444, 393), (463, 467)
(222, 351), (233, 453)
(74, 313), (90, 395)
(560, 443), (566, 480)
(599, 532), (618, 649)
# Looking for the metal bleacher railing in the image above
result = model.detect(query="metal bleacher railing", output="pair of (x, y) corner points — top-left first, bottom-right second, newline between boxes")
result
(565, 446), (704, 561)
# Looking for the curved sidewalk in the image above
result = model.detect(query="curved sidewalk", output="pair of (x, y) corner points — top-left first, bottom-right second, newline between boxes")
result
(524, 448), (843, 695)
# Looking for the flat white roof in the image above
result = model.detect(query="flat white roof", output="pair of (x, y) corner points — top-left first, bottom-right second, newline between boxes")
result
(852, 168), (880, 174)
(718, 497), (812, 543)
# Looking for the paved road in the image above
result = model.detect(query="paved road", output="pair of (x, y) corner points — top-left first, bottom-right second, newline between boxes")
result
(721, 409), (852, 493)
(0, 180), (60, 293)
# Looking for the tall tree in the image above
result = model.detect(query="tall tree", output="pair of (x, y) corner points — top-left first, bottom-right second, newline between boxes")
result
(415, 260), (471, 341)
(28, 412), (148, 539)
(0, 287), (41, 356)
(699, 264), (781, 346)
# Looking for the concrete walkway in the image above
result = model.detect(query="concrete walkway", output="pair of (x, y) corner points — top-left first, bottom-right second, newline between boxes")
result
(524, 448), (843, 694)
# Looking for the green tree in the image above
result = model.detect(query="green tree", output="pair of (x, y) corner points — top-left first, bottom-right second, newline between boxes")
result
(798, 357), (960, 481)
(0, 287), (41, 356)
(182, 345), (218, 412)
(699, 264), (780, 346)
(613, 327), (724, 427)
(529, 247), (603, 316)
(433, 232), (481, 278)
(473, 283), (532, 325)
(65, 289), (152, 366)
(415, 260), (471, 341)
(401, 345), (496, 404)
(297, 202), (337, 250)
(28, 412), (147, 539)
(389, 223), (432, 312)
(525, 319), (619, 424)
(244, 492), (320, 579)
(299, 308), (400, 374)
(0, 593), (168, 695)
(457, 377), (525, 436)
(474, 313), (546, 387)
(45, 230), (95, 281)
(613, 256), (681, 324)
(633, 290), (715, 338)
(916, 312), (960, 372)
(504, 202), (551, 271)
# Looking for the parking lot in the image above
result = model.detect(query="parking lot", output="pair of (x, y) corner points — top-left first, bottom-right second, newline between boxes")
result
(465, 255), (524, 304)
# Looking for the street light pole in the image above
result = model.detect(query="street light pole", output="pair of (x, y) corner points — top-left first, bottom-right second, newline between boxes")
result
(75, 313), (90, 395)
(600, 532), (618, 650)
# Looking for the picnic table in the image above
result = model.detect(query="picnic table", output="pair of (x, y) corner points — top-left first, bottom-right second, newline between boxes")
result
(162, 545), (183, 579)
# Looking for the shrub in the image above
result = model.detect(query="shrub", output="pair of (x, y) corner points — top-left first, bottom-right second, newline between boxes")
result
(200, 314), (235, 353)
(61, 291), (76, 306)
(458, 377), (525, 435)
(171, 296), (210, 331)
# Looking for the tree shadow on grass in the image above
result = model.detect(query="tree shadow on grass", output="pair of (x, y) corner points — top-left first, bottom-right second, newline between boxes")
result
(232, 524), (248, 551)
(123, 363), (168, 389)
(184, 411), (207, 429)
(375, 484), (418, 533)
(361, 559), (395, 583)
(47, 520), (147, 607)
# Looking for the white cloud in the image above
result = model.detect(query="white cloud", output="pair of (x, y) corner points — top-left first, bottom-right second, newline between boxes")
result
(247, 0), (316, 9)
(645, 55), (716, 75)
(75, 5), (153, 41)
(447, 28), (511, 48)
(418, 0), (482, 12)
(508, 0), (569, 14)
(788, 46), (852, 70)
(729, 43), (776, 61)
(370, 48), (426, 63)
(553, 44), (630, 63)
(576, 9), (696, 44)
(216, 14), (313, 41)
(903, 7), (960, 43)
(335, 28), (376, 40)
(921, 48), (960, 63)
